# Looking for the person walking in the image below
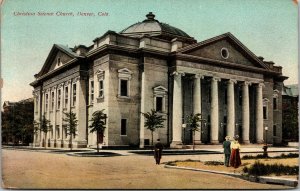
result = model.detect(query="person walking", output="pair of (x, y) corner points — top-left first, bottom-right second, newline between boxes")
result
(223, 136), (231, 167)
(154, 139), (163, 165)
(230, 135), (241, 168)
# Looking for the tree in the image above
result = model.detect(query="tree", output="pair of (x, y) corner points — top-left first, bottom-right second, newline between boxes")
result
(187, 113), (205, 150)
(40, 115), (50, 148)
(282, 106), (299, 141)
(142, 109), (165, 146)
(63, 111), (78, 150)
(89, 109), (107, 153)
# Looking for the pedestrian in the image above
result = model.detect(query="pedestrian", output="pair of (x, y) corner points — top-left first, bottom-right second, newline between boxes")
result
(223, 136), (231, 167)
(230, 135), (241, 168)
(154, 139), (163, 165)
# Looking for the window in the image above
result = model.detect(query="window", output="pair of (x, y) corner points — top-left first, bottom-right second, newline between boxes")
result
(99, 80), (104, 98)
(45, 94), (48, 111)
(57, 57), (61, 66)
(153, 86), (167, 113)
(57, 89), (61, 109)
(96, 69), (105, 98)
(273, 97), (277, 110)
(208, 88), (211, 103)
(72, 84), (76, 106)
(121, 119), (127, 135)
(51, 92), (54, 110)
(64, 87), (68, 108)
(118, 68), (132, 98)
(64, 126), (68, 138)
(90, 81), (94, 104)
(221, 48), (229, 59)
(156, 97), (163, 112)
(50, 126), (53, 139)
(273, 125), (277, 136)
(263, 98), (269, 120)
(144, 139), (150, 145)
(263, 106), (267, 119)
(120, 80), (128, 96)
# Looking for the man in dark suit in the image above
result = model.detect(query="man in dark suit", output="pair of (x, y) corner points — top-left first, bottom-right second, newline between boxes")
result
(223, 136), (231, 167)
(154, 139), (163, 165)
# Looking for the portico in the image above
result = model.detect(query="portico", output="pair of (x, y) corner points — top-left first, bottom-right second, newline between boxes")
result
(170, 68), (265, 146)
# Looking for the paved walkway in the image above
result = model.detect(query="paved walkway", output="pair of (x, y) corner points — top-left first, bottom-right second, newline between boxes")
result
(2, 148), (295, 189)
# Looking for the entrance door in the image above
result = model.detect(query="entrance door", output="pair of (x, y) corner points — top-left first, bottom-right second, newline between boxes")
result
(97, 131), (104, 144)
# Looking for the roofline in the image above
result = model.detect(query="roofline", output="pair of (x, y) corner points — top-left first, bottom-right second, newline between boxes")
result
(178, 32), (271, 70)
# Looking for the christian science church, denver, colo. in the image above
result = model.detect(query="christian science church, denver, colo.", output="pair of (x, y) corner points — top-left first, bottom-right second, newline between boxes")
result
(30, 12), (287, 148)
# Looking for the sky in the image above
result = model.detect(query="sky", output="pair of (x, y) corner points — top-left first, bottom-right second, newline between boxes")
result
(1, 0), (298, 103)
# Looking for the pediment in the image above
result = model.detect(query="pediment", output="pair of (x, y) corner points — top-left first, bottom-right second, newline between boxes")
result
(38, 44), (79, 77)
(178, 33), (269, 69)
(154, 85), (168, 92)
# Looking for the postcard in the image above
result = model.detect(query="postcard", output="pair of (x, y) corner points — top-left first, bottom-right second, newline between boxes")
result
(1, 0), (299, 189)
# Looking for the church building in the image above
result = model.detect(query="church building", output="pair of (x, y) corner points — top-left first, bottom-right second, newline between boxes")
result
(30, 12), (287, 148)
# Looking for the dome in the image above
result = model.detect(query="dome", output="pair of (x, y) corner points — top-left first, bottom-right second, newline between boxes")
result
(120, 12), (195, 42)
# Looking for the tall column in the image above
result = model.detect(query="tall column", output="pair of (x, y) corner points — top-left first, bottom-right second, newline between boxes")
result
(210, 77), (220, 144)
(256, 83), (264, 143)
(227, 79), (236, 138)
(139, 70), (145, 148)
(193, 74), (202, 144)
(75, 77), (87, 147)
(242, 81), (250, 143)
(170, 72), (183, 148)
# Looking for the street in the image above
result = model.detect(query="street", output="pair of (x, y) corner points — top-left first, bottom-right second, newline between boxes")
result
(1, 149), (291, 189)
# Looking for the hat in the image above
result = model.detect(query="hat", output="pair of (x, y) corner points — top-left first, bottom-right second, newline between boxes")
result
(157, 139), (160, 141)
(234, 135), (239, 140)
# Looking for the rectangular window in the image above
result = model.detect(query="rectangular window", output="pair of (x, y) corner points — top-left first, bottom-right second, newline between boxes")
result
(208, 88), (211, 103)
(45, 94), (48, 111)
(57, 89), (61, 109)
(120, 80), (128, 96)
(273, 125), (277, 136)
(273, 97), (277, 110)
(99, 80), (104, 98)
(90, 81), (94, 104)
(73, 84), (76, 106)
(64, 126), (68, 138)
(51, 92), (54, 110)
(263, 105), (267, 119)
(121, 119), (127, 135)
(65, 87), (68, 108)
(156, 97), (163, 112)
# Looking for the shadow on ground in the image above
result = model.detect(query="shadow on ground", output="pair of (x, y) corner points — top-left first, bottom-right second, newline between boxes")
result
(67, 151), (123, 157)
(129, 150), (221, 155)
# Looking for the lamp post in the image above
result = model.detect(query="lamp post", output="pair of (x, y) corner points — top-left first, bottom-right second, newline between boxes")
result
(182, 124), (186, 145)
(263, 126), (268, 158)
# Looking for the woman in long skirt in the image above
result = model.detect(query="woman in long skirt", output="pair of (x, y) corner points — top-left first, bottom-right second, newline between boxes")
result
(230, 135), (241, 168)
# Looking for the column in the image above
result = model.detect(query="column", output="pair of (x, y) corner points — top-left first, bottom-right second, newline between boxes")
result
(242, 81), (250, 143)
(75, 77), (88, 147)
(210, 77), (220, 144)
(170, 72), (183, 148)
(256, 83), (264, 143)
(226, 79), (236, 138)
(139, 70), (145, 148)
(193, 74), (202, 144)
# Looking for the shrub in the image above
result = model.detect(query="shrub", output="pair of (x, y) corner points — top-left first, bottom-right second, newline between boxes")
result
(204, 161), (224, 166)
(243, 160), (299, 176)
(242, 153), (298, 160)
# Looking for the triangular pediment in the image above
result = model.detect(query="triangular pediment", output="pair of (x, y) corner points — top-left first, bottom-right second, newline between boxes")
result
(178, 33), (269, 69)
(154, 85), (168, 92)
(37, 44), (79, 77)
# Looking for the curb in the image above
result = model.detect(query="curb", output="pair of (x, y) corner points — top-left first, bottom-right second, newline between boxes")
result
(164, 165), (298, 187)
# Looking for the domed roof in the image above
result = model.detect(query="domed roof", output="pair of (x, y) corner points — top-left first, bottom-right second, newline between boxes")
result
(120, 12), (195, 42)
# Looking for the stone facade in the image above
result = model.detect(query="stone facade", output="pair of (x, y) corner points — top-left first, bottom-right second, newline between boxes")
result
(30, 13), (287, 148)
